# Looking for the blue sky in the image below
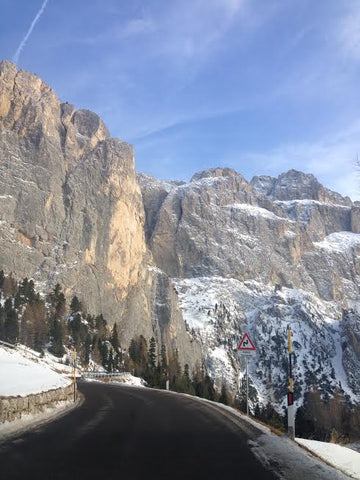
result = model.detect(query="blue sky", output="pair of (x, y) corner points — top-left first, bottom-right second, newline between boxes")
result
(1, 0), (360, 198)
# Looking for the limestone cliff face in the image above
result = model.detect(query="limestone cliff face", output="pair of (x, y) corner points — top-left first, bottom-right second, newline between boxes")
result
(143, 168), (360, 304)
(0, 61), (144, 310)
(0, 61), (200, 365)
(140, 168), (360, 402)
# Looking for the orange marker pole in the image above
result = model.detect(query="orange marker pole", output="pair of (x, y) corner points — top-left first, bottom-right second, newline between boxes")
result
(73, 348), (77, 402)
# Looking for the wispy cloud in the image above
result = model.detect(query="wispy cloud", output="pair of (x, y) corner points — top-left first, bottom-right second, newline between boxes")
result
(12, 0), (49, 65)
(154, 0), (247, 63)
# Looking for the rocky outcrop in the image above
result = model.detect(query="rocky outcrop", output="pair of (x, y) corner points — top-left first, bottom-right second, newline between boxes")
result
(0, 61), (145, 318)
(139, 167), (360, 402)
(143, 167), (360, 304)
(137, 173), (183, 242)
(251, 169), (352, 206)
(0, 383), (74, 423)
(0, 61), (200, 366)
(2, 60), (360, 399)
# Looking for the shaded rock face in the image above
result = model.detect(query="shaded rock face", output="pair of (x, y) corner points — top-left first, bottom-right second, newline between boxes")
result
(140, 169), (360, 403)
(142, 167), (360, 304)
(251, 169), (352, 206)
(0, 61), (200, 366)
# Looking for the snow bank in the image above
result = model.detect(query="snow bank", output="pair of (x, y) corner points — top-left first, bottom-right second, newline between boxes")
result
(84, 372), (146, 388)
(296, 438), (360, 479)
(0, 347), (71, 397)
(110, 372), (146, 387)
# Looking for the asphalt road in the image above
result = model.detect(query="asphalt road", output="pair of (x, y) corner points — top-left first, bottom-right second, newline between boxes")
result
(0, 381), (278, 480)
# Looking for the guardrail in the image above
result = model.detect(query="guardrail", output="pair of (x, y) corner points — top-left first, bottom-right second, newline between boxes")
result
(0, 339), (16, 349)
(82, 371), (124, 379)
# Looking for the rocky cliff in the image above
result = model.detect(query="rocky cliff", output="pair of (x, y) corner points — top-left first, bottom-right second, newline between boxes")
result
(0, 61), (199, 366)
(139, 168), (360, 406)
(1, 61), (360, 408)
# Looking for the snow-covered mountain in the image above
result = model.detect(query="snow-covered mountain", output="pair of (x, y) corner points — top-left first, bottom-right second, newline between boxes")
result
(139, 168), (360, 410)
(1, 60), (359, 412)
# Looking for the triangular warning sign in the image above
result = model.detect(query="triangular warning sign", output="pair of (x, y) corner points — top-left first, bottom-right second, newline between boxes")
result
(237, 332), (256, 351)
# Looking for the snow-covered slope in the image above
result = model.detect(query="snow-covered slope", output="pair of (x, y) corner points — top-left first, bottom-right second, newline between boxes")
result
(140, 168), (360, 410)
(173, 277), (360, 409)
(0, 345), (71, 397)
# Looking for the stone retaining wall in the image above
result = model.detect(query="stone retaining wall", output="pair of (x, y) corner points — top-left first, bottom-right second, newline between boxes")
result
(0, 382), (76, 423)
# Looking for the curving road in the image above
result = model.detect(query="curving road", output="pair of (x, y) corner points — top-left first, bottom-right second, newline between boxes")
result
(0, 381), (279, 480)
(0, 381), (349, 480)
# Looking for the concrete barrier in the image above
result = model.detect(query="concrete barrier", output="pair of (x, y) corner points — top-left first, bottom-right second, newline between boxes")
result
(0, 382), (75, 423)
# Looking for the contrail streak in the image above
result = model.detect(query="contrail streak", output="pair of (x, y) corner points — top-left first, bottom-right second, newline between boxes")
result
(12, 0), (49, 65)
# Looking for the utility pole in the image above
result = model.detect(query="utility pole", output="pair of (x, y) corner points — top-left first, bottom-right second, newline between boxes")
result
(287, 326), (295, 439)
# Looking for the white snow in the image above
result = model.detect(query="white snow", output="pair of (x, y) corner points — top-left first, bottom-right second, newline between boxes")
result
(275, 199), (350, 209)
(314, 232), (360, 253)
(223, 202), (283, 220)
(296, 438), (360, 479)
(180, 394), (352, 479)
(84, 372), (146, 388)
(173, 276), (360, 407)
(110, 372), (146, 387)
(0, 346), (71, 396)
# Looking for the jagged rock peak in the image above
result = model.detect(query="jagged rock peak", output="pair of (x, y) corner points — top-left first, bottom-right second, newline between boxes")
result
(251, 169), (352, 206)
(0, 60), (110, 152)
(190, 167), (243, 182)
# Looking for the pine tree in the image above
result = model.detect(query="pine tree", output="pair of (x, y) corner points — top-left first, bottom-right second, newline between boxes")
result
(110, 323), (120, 352)
(4, 307), (19, 344)
(204, 375), (216, 401)
(128, 335), (148, 376)
(49, 319), (65, 357)
(4, 297), (13, 315)
(219, 383), (229, 405)
(0, 305), (5, 340)
(84, 334), (92, 366)
(70, 295), (82, 313)
(148, 337), (157, 370)
(160, 344), (167, 372)
(95, 314), (107, 338)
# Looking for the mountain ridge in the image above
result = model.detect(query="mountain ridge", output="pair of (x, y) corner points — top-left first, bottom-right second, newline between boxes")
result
(1, 61), (360, 416)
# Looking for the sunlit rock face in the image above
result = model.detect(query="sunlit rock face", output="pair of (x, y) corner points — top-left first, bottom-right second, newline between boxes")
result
(1, 60), (360, 403)
(0, 60), (201, 367)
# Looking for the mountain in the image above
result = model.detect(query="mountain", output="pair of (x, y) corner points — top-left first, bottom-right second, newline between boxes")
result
(139, 168), (360, 408)
(1, 61), (360, 414)
(0, 60), (199, 367)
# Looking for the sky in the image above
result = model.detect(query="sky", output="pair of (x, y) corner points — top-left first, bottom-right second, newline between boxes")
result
(1, 0), (360, 199)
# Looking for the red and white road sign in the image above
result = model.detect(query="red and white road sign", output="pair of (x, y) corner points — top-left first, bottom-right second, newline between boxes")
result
(237, 333), (256, 356)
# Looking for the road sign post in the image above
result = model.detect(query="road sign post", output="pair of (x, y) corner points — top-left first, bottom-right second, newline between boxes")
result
(237, 333), (256, 416)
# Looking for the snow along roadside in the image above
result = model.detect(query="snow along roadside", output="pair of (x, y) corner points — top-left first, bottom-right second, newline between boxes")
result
(296, 438), (360, 480)
(152, 389), (353, 480)
(0, 346), (71, 396)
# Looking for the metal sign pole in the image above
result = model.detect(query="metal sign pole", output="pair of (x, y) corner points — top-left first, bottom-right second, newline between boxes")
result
(237, 332), (256, 417)
(246, 356), (249, 416)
